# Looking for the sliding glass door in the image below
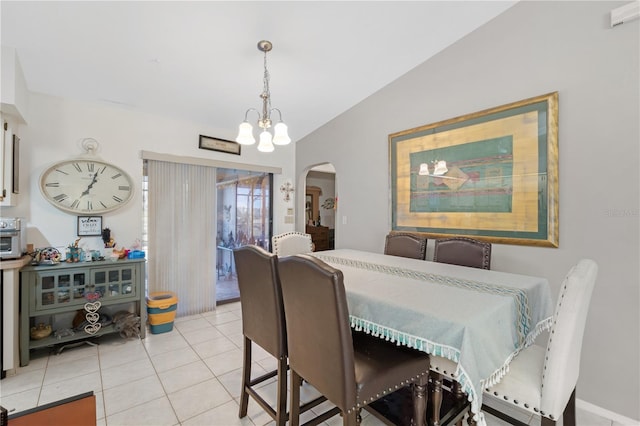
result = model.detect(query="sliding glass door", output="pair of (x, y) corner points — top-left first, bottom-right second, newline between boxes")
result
(142, 162), (273, 309)
(215, 169), (273, 303)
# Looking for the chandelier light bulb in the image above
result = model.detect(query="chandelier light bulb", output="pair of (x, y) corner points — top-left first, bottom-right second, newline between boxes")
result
(257, 130), (275, 152)
(236, 121), (256, 145)
(272, 122), (291, 145)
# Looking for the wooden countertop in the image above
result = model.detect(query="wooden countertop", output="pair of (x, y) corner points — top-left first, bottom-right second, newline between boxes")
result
(0, 255), (32, 271)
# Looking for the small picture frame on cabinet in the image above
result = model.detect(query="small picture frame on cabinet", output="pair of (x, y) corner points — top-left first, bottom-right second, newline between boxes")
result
(77, 216), (103, 236)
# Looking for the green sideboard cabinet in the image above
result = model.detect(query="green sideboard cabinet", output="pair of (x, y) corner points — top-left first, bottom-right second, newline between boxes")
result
(20, 258), (146, 366)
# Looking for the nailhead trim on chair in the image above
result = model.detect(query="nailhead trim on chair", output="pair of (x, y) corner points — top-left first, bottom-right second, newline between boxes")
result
(484, 273), (573, 422)
(346, 371), (429, 414)
(432, 366), (456, 378)
(486, 387), (542, 416)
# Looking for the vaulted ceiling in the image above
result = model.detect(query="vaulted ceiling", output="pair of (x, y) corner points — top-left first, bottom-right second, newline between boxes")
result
(1, 1), (516, 142)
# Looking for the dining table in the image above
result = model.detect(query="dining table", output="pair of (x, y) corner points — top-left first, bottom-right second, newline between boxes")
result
(310, 249), (553, 426)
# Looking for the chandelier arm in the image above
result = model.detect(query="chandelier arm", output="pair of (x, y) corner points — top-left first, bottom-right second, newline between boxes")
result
(270, 108), (284, 122)
(243, 108), (259, 122)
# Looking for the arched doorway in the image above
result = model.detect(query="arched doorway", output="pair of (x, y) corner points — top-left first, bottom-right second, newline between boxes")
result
(304, 163), (336, 251)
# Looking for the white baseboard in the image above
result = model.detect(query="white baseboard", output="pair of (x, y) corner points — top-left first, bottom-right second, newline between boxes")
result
(577, 398), (640, 425)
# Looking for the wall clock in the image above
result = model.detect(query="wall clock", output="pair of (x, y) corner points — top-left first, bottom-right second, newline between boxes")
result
(40, 158), (134, 214)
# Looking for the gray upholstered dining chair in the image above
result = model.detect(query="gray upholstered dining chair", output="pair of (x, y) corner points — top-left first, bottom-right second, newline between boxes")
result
(278, 254), (431, 426)
(433, 236), (491, 270)
(481, 259), (598, 426)
(271, 231), (314, 257)
(384, 232), (427, 260)
(233, 245), (324, 425)
(430, 236), (490, 425)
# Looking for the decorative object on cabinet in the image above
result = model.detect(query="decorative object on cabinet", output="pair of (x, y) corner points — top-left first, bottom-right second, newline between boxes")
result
(112, 311), (141, 338)
(30, 323), (52, 340)
(390, 92), (558, 247)
(101, 227), (116, 248)
(82, 301), (102, 335)
(198, 134), (241, 155)
(236, 40), (291, 152)
(66, 238), (83, 262)
(19, 258), (146, 366)
(77, 216), (102, 236)
(35, 247), (62, 265)
(39, 138), (134, 214)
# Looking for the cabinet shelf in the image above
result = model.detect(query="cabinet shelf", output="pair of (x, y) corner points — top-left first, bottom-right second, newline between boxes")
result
(20, 259), (146, 366)
(28, 324), (119, 350)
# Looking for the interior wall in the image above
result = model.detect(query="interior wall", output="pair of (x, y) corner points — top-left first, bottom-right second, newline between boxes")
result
(295, 1), (639, 419)
(4, 92), (295, 253)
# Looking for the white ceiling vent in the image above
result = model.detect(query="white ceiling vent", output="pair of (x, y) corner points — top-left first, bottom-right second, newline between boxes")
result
(611, 1), (640, 27)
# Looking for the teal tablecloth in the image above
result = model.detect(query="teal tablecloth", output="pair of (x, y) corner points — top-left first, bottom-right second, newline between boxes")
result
(312, 249), (553, 424)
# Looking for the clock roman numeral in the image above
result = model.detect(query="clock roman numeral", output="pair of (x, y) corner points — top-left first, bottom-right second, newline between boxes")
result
(54, 194), (68, 202)
(55, 169), (69, 175)
(118, 185), (130, 191)
(87, 201), (93, 210)
(111, 173), (122, 179)
(99, 166), (107, 174)
(70, 199), (80, 209)
(113, 195), (123, 203)
(46, 182), (60, 187)
(73, 163), (82, 172)
(87, 163), (95, 172)
(100, 201), (108, 209)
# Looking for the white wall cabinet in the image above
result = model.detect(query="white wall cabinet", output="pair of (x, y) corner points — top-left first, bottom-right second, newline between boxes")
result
(0, 114), (19, 207)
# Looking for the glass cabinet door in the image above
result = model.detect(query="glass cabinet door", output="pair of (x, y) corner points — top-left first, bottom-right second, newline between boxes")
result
(91, 265), (136, 300)
(36, 270), (87, 310)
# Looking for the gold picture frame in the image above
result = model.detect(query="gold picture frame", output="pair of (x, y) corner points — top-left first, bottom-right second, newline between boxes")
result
(389, 92), (558, 247)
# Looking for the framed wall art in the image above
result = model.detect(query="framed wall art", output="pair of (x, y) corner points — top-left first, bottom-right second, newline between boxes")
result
(198, 134), (241, 155)
(77, 215), (103, 237)
(389, 92), (558, 247)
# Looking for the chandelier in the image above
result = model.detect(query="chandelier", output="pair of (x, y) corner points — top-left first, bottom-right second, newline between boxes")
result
(236, 40), (291, 153)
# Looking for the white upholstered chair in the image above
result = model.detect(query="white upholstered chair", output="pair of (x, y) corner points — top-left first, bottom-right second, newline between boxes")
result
(271, 232), (313, 257)
(482, 259), (598, 426)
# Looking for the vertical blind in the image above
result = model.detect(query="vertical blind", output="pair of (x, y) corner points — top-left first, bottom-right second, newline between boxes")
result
(146, 160), (217, 316)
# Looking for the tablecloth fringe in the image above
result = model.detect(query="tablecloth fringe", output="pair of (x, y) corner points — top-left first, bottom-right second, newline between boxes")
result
(350, 316), (486, 423)
(480, 316), (554, 388)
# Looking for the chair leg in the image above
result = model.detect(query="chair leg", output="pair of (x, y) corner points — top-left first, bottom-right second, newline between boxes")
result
(290, 370), (302, 426)
(429, 371), (443, 426)
(412, 374), (429, 426)
(562, 387), (577, 426)
(275, 356), (288, 426)
(541, 417), (556, 426)
(453, 381), (464, 426)
(342, 409), (359, 426)
(238, 336), (252, 418)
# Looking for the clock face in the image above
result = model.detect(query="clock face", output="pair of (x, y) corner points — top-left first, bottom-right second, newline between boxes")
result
(40, 159), (134, 214)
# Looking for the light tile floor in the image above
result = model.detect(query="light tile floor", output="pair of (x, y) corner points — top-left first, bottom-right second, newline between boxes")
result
(0, 302), (622, 426)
